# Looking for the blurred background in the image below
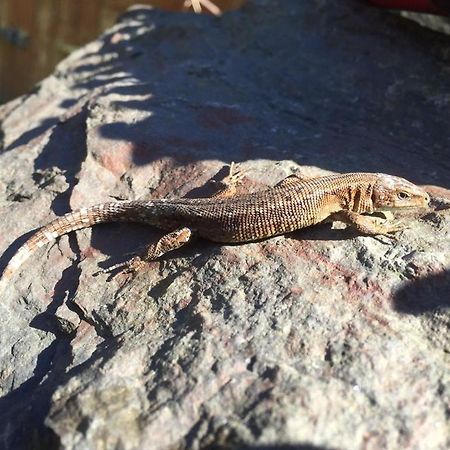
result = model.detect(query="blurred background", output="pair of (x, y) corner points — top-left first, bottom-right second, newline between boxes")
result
(0, 0), (246, 104)
(1, 0), (449, 105)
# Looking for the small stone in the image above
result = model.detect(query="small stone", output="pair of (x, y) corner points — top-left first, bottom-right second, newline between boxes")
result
(54, 303), (81, 335)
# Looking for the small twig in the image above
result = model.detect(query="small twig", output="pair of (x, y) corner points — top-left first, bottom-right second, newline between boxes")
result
(191, 0), (202, 13)
(199, 0), (222, 15)
(183, 0), (222, 16)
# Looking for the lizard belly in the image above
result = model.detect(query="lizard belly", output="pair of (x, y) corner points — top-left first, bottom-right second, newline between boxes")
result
(194, 196), (342, 243)
(192, 208), (311, 243)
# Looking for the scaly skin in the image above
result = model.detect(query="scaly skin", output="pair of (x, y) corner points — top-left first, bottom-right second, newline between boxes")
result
(0, 169), (430, 288)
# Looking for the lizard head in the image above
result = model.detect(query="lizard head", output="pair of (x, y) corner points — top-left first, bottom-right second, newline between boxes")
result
(372, 174), (430, 211)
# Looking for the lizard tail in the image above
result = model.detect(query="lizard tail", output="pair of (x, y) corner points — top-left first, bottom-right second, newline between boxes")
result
(0, 200), (149, 291)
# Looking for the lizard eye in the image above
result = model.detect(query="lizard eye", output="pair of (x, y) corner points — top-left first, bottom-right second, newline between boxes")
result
(397, 191), (410, 200)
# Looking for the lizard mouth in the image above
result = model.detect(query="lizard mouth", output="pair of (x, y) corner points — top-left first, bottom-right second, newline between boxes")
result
(374, 204), (428, 212)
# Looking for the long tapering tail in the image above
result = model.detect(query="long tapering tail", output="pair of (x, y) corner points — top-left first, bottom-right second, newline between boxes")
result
(0, 200), (151, 292)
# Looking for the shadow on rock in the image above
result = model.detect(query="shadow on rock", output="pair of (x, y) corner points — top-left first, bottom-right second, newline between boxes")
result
(0, 229), (38, 276)
(11, 4), (445, 187)
(290, 223), (360, 242)
(207, 444), (333, 450)
(393, 269), (450, 315)
(3, 117), (58, 153)
(0, 335), (121, 450)
(33, 108), (88, 216)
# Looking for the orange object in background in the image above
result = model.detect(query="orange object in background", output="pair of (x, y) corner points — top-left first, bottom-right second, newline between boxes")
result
(0, 0), (246, 104)
(366, 0), (450, 15)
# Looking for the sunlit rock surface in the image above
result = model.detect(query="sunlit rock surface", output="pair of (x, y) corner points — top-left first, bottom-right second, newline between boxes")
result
(0, 1), (449, 449)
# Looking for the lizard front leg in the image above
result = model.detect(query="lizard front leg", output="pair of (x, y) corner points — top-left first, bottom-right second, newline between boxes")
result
(213, 162), (309, 197)
(331, 211), (407, 236)
(101, 227), (192, 274)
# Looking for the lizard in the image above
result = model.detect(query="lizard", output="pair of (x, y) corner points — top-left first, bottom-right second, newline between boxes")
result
(0, 165), (430, 292)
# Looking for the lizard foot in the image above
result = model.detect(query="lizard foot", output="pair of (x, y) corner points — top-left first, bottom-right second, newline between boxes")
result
(94, 227), (193, 279)
(384, 220), (409, 234)
(375, 220), (409, 239)
(95, 256), (148, 277)
(223, 161), (247, 186)
(210, 162), (249, 199)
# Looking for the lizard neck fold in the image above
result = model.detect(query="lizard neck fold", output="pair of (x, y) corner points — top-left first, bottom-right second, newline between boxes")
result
(348, 184), (375, 214)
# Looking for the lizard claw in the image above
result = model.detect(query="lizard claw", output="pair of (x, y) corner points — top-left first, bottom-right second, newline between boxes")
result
(209, 162), (249, 199)
(374, 221), (408, 241)
(222, 162), (247, 187)
(385, 220), (409, 234)
(378, 211), (394, 221)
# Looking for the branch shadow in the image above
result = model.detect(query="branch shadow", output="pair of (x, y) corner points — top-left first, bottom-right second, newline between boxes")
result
(3, 117), (58, 153)
(33, 107), (88, 215)
(0, 107), (93, 449)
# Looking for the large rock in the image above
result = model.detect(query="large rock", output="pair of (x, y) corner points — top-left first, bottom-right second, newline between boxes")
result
(0, 1), (449, 449)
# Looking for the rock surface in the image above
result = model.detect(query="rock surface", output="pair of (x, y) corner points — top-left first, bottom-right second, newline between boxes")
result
(0, 1), (449, 449)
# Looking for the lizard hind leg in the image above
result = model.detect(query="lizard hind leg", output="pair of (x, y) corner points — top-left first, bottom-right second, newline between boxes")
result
(100, 227), (193, 275)
(99, 163), (246, 277)
(210, 162), (249, 199)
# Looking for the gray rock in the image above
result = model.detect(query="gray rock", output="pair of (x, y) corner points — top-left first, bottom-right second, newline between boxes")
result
(54, 303), (81, 336)
(0, 1), (449, 449)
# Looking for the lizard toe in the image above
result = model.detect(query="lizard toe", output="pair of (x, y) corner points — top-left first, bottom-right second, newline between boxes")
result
(386, 220), (408, 234)
(224, 167), (246, 186)
(96, 256), (147, 276)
